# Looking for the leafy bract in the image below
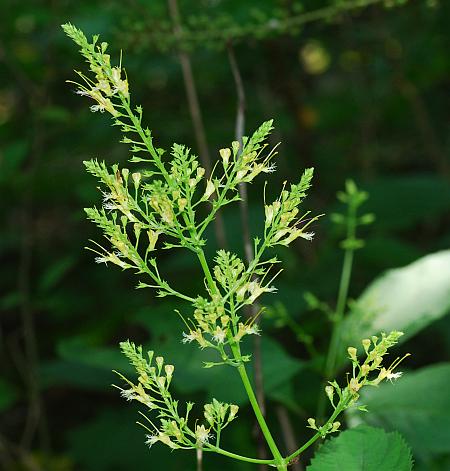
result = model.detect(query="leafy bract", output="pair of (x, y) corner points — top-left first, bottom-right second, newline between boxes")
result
(307, 425), (412, 471)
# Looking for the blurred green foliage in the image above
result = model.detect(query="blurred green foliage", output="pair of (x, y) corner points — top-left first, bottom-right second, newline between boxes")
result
(1, 0), (449, 470)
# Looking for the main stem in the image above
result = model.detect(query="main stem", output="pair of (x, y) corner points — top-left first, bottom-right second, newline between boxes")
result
(195, 248), (286, 469)
(236, 360), (286, 469)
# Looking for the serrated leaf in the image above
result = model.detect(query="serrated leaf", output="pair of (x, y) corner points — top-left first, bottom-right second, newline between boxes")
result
(347, 363), (450, 462)
(307, 425), (412, 471)
(339, 250), (450, 352)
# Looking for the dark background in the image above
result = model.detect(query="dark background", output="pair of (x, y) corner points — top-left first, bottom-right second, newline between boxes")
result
(1, 1), (449, 470)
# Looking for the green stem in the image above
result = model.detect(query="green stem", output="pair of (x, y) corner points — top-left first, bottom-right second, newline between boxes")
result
(318, 203), (357, 419)
(196, 249), (216, 293)
(324, 203), (357, 380)
(285, 401), (346, 464)
(205, 445), (275, 465)
(195, 247), (285, 468)
(324, 247), (354, 379)
(230, 341), (285, 467)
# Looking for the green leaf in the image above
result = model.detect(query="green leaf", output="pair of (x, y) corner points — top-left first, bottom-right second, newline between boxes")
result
(38, 256), (76, 293)
(347, 363), (450, 462)
(57, 337), (131, 373)
(340, 250), (450, 350)
(307, 425), (412, 471)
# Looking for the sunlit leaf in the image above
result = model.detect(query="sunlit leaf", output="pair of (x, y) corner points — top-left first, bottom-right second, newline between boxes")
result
(339, 250), (450, 352)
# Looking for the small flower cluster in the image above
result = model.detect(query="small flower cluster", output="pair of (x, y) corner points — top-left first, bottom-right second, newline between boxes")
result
(62, 23), (128, 117)
(183, 294), (229, 347)
(204, 398), (239, 434)
(218, 120), (277, 185)
(264, 168), (320, 247)
(330, 331), (407, 406)
(306, 331), (408, 439)
(214, 250), (277, 307)
(117, 340), (235, 450)
(307, 417), (341, 438)
(182, 294), (261, 352)
(180, 249), (280, 353)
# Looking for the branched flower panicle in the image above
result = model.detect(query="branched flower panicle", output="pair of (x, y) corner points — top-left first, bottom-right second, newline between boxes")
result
(65, 23), (319, 458)
(64, 22), (317, 351)
(64, 24), (417, 468)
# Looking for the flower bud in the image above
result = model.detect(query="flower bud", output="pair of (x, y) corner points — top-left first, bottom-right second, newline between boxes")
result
(156, 356), (164, 371)
(132, 172), (141, 188)
(228, 404), (239, 422)
(360, 364), (370, 377)
(362, 338), (371, 353)
(330, 421), (340, 432)
(349, 377), (361, 393)
(347, 347), (358, 362)
(147, 229), (160, 251)
(164, 364), (174, 378)
(325, 385), (334, 402)
(203, 180), (215, 200)
(307, 418), (317, 429)
(220, 148), (231, 167)
(157, 376), (166, 388)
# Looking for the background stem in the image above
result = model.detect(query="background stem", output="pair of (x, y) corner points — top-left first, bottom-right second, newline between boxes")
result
(167, 0), (228, 249)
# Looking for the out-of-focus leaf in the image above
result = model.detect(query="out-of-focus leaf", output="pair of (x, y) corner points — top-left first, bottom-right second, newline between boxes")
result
(364, 176), (450, 231)
(307, 425), (412, 471)
(67, 409), (185, 471)
(0, 291), (20, 309)
(134, 308), (304, 404)
(347, 363), (450, 463)
(40, 360), (114, 390)
(38, 256), (76, 293)
(361, 236), (422, 270)
(339, 250), (450, 352)
(57, 337), (131, 373)
(173, 336), (303, 405)
(0, 378), (18, 411)
(39, 105), (71, 123)
(1, 140), (29, 179)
